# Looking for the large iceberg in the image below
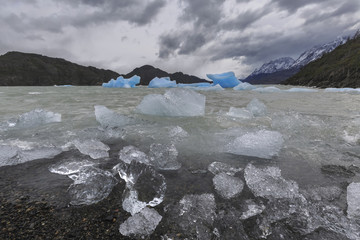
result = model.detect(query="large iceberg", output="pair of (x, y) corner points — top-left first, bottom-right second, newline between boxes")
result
(136, 88), (206, 117)
(206, 72), (240, 88)
(148, 77), (177, 88)
(102, 75), (140, 88)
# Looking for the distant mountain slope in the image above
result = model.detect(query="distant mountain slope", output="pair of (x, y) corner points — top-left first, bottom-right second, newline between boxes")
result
(122, 65), (208, 85)
(244, 36), (348, 84)
(282, 33), (360, 88)
(0, 52), (120, 86)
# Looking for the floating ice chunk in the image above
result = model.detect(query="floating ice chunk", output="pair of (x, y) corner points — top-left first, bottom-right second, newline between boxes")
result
(324, 88), (360, 93)
(73, 139), (110, 159)
(102, 75), (140, 88)
(177, 82), (212, 88)
(226, 107), (253, 119)
(213, 173), (244, 199)
(13, 109), (61, 128)
(206, 72), (240, 88)
(49, 159), (96, 175)
(197, 84), (224, 91)
(119, 207), (162, 237)
(227, 130), (284, 159)
(136, 88), (206, 117)
(148, 77), (177, 88)
(244, 164), (299, 199)
(68, 167), (117, 205)
(94, 105), (131, 128)
(208, 162), (242, 176)
(149, 143), (181, 170)
(286, 88), (318, 93)
(252, 86), (282, 93)
(119, 146), (150, 165)
(240, 200), (266, 220)
(347, 182), (360, 218)
(246, 98), (267, 117)
(233, 82), (257, 90)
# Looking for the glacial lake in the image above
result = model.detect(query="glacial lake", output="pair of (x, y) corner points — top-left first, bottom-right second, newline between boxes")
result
(0, 86), (360, 239)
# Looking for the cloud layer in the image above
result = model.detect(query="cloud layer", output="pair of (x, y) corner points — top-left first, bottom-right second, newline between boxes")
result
(1, 0), (359, 78)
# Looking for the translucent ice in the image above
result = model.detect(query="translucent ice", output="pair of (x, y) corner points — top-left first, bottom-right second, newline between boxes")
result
(122, 189), (147, 216)
(136, 88), (206, 117)
(73, 139), (110, 159)
(233, 82), (257, 90)
(240, 200), (266, 220)
(49, 159), (97, 175)
(246, 98), (267, 117)
(102, 75), (140, 88)
(149, 143), (181, 170)
(208, 162), (242, 176)
(347, 182), (360, 218)
(213, 173), (244, 199)
(168, 126), (189, 143)
(119, 146), (150, 165)
(252, 86), (282, 93)
(286, 88), (318, 93)
(227, 130), (284, 159)
(12, 109), (61, 128)
(244, 164), (300, 199)
(226, 107), (253, 119)
(148, 77), (177, 88)
(119, 207), (162, 237)
(94, 105), (131, 128)
(206, 72), (240, 88)
(68, 167), (117, 205)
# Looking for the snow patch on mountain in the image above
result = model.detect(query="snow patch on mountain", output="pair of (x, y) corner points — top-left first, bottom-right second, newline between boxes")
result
(250, 57), (295, 76)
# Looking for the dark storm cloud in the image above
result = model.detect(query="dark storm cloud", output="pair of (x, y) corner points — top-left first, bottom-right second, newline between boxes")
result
(270, 0), (333, 13)
(222, 8), (270, 31)
(158, 34), (182, 58)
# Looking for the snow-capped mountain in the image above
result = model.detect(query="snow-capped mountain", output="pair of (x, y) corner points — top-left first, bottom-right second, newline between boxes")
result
(250, 57), (295, 76)
(291, 36), (348, 68)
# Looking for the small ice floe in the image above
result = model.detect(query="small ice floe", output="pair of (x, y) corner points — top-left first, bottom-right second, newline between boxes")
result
(244, 164), (300, 199)
(246, 98), (267, 117)
(233, 82), (257, 91)
(285, 87), (318, 93)
(148, 77), (177, 88)
(68, 166), (117, 205)
(6, 109), (61, 129)
(208, 161), (242, 176)
(119, 207), (162, 237)
(213, 173), (244, 199)
(102, 75), (140, 88)
(347, 182), (360, 218)
(226, 107), (253, 119)
(206, 71), (240, 88)
(136, 88), (206, 117)
(94, 105), (131, 128)
(227, 130), (284, 159)
(73, 139), (110, 159)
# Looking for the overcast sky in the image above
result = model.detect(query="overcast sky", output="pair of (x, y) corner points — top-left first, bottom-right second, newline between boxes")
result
(1, 0), (359, 78)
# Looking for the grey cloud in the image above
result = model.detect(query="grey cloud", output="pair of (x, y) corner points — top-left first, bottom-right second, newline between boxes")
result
(222, 8), (270, 31)
(270, 0), (333, 13)
(158, 33), (182, 58)
(178, 33), (206, 55)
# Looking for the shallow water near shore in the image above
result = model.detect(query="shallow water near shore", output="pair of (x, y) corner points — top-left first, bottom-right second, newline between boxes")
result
(1, 86), (360, 239)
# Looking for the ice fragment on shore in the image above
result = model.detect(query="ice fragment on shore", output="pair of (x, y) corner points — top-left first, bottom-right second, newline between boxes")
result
(213, 173), (244, 199)
(178, 194), (216, 224)
(227, 130), (284, 159)
(136, 88), (206, 117)
(240, 200), (266, 220)
(68, 167), (116, 205)
(102, 75), (140, 88)
(73, 139), (110, 159)
(208, 161), (242, 176)
(148, 77), (177, 88)
(119, 146), (150, 165)
(49, 159), (96, 175)
(246, 98), (267, 117)
(206, 72), (240, 88)
(94, 105), (131, 128)
(347, 182), (360, 218)
(122, 189), (147, 216)
(244, 164), (299, 199)
(119, 207), (162, 237)
(149, 143), (181, 170)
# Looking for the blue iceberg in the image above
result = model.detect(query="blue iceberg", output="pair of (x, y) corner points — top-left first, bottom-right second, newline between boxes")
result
(206, 72), (240, 88)
(102, 75), (140, 88)
(148, 77), (177, 88)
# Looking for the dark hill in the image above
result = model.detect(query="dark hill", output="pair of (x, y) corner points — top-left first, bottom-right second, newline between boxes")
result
(243, 68), (299, 85)
(282, 34), (360, 88)
(0, 52), (120, 86)
(123, 65), (209, 85)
